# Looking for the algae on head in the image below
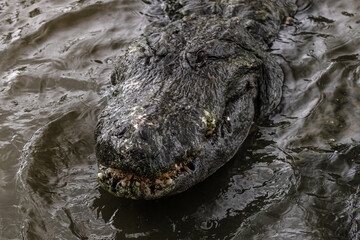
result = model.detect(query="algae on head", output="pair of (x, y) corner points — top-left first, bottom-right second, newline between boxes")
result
(201, 110), (217, 137)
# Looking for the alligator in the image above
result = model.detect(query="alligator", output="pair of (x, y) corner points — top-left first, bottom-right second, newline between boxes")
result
(95, 0), (297, 200)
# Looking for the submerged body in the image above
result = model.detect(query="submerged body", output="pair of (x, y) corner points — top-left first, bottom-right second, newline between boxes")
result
(95, 0), (297, 199)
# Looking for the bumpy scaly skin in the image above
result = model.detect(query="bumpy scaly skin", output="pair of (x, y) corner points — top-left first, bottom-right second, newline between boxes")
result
(95, 0), (297, 199)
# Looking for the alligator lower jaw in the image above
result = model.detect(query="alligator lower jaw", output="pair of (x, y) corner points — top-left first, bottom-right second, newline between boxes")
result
(97, 161), (195, 200)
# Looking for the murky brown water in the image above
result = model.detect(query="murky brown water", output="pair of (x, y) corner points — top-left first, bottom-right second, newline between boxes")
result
(0, 0), (359, 239)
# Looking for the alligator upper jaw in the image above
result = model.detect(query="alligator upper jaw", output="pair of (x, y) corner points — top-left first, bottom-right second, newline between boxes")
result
(97, 159), (196, 200)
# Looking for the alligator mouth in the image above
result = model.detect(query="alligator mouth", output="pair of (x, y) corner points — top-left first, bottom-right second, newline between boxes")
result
(97, 158), (196, 200)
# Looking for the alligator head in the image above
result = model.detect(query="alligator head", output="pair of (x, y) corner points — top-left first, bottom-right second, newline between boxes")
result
(95, 11), (286, 199)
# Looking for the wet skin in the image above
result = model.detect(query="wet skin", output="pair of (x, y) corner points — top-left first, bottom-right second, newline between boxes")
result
(95, 0), (297, 199)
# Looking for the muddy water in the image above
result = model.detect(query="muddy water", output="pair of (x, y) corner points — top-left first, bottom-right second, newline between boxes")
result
(0, 0), (359, 239)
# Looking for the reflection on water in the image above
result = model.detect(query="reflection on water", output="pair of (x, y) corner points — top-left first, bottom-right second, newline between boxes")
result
(0, 0), (359, 239)
(0, 0), (145, 238)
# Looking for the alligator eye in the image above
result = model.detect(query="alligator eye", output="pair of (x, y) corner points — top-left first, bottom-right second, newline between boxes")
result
(196, 50), (207, 64)
(186, 50), (207, 69)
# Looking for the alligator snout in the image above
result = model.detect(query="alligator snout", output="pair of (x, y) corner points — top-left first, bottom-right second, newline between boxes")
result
(96, 108), (208, 199)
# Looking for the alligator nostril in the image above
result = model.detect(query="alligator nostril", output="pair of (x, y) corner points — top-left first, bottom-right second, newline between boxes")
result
(114, 125), (127, 138)
(195, 50), (206, 67)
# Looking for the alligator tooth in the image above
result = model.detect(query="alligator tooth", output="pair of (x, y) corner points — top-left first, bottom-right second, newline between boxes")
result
(174, 164), (180, 171)
(98, 173), (105, 180)
(144, 186), (151, 195)
(165, 178), (173, 185)
(120, 180), (127, 187)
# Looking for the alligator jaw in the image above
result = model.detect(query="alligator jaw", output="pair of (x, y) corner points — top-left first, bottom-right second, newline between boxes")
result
(97, 159), (196, 200)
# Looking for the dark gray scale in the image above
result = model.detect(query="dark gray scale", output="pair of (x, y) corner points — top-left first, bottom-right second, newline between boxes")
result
(95, 0), (297, 199)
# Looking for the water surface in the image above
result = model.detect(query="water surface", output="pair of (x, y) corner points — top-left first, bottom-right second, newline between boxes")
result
(0, 0), (359, 239)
